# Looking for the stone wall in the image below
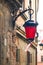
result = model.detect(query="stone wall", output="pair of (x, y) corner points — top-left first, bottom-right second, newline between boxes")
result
(0, 3), (17, 65)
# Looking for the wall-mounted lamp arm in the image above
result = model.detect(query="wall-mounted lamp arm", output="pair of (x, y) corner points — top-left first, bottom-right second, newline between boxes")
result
(12, 8), (34, 28)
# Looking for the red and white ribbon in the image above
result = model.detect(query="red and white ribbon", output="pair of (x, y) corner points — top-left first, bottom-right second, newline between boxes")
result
(25, 42), (32, 52)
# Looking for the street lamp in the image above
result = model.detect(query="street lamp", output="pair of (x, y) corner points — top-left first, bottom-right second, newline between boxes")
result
(12, 0), (38, 43)
(23, 20), (38, 42)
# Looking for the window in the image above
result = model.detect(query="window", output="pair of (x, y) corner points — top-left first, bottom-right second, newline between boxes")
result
(27, 51), (32, 65)
(41, 56), (43, 62)
(30, 54), (32, 63)
(16, 48), (20, 62)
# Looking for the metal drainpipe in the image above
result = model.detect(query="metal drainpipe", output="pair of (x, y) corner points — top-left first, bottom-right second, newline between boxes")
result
(29, 0), (32, 20)
(29, 0), (37, 22)
(29, 0), (37, 23)
(35, 0), (37, 23)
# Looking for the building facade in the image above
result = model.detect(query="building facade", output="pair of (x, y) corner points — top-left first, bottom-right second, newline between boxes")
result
(16, 27), (37, 65)
(0, 0), (39, 65)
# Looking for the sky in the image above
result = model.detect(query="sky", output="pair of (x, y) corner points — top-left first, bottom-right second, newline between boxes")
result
(37, 0), (43, 41)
